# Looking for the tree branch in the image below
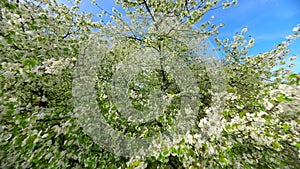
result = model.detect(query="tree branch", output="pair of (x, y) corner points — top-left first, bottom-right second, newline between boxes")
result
(143, 0), (155, 22)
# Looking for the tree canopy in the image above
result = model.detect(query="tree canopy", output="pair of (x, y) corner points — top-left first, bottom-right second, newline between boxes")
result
(0, 0), (299, 168)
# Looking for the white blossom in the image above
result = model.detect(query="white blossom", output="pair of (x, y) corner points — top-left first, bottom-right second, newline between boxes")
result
(292, 26), (300, 32)
(9, 97), (17, 102)
(241, 27), (248, 33)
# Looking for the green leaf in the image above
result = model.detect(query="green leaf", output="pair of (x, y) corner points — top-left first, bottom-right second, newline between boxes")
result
(4, 36), (14, 44)
(132, 160), (141, 166)
(158, 154), (165, 162)
(162, 149), (169, 156)
(295, 142), (300, 148)
(171, 146), (177, 155)
(22, 59), (37, 67)
(38, 37), (46, 42)
(277, 94), (285, 102)
(4, 2), (17, 10)
(282, 124), (290, 132)
(288, 73), (298, 80)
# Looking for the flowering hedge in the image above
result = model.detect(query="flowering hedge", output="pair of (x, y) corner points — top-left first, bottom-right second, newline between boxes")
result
(0, 0), (299, 168)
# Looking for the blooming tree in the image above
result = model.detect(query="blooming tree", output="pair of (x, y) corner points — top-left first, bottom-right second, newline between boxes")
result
(0, 0), (299, 168)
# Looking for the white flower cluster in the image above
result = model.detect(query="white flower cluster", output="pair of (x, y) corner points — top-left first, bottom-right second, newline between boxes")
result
(41, 57), (77, 75)
(286, 34), (299, 40)
(1, 62), (22, 79)
(198, 107), (227, 138)
(270, 84), (300, 120)
(292, 24), (300, 32)
(170, 84), (300, 168)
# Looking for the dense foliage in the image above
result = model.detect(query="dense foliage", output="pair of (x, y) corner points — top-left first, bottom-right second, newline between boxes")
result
(0, 0), (299, 168)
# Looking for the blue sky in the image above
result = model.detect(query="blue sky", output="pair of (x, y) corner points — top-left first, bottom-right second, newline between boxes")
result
(206, 0), (300, 74)
(58, 0), (300, 74)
